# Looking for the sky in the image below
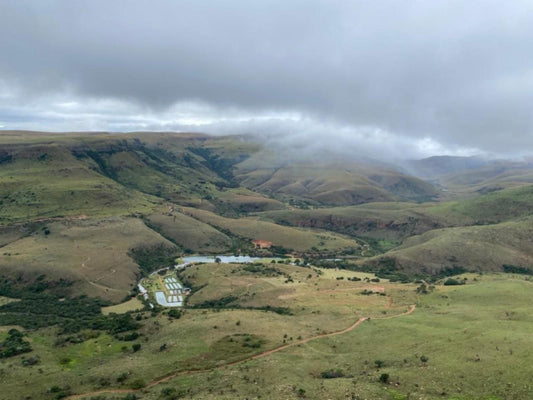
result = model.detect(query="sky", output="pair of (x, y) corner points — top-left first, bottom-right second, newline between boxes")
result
(1, 0), (533, 159)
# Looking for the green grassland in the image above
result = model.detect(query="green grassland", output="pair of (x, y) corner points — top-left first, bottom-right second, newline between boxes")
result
(0, 217), (176, 302)
(258, 201), (443, 242)
(424, 183), (533, 224)
(367, 217), (533, 275)
(183, 207), (360, 253)
(144, 206), (233, 253)
(102, 298), (144, 315)
(0, 262), (415, 400)
(0, 144), (158, 224)
(2, 131), (533, 399)
(235, 160), (439, 206)
(3, 269), (533, 399)
(439, 163), (533, 196)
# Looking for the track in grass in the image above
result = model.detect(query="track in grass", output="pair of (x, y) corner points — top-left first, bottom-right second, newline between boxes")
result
(66, 304), (416, 399)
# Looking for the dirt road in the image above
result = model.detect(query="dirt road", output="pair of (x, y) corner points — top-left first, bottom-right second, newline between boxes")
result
(66, 304), (416, 399)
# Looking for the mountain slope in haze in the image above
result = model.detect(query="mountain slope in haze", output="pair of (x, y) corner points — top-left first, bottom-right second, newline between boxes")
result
(260, 183), (533, 241)
(235, 159), (439, 206)
(404, 155), (489, 179)
(367, 217), (533, 276)
(2, 130), (533, 295)
(405, 155), (533, 196)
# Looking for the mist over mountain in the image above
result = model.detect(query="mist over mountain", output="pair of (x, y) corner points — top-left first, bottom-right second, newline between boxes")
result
(2, 1), (533, 159)
(3, 3), (533, 400)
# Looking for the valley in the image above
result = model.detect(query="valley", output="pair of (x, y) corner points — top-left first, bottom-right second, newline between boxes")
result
(1, 131), (533, 399)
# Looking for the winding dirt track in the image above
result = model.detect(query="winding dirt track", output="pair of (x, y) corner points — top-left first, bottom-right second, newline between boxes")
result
(66, 304), (416, 400)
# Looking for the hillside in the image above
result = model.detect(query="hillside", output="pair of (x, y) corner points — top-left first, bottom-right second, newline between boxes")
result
(235, 158), (439, 206)
(2, 131), (533, 400)
(366, 217), (533, 276)
(2, 130), (533, 294)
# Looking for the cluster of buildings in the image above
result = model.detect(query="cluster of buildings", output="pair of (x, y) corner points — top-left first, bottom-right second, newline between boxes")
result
(163, 276), (185, 304)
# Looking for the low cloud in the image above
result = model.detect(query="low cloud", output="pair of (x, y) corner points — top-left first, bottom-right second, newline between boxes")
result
(1, 1), (533, 158)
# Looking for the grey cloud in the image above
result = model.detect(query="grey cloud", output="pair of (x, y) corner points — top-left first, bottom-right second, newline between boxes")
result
(1, 0), (533, 156)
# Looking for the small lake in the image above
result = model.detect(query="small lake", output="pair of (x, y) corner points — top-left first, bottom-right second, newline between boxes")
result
(181, 255), (276, 264)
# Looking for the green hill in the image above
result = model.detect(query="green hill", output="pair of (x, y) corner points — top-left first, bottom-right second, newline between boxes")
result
(367, 217), (533, 276)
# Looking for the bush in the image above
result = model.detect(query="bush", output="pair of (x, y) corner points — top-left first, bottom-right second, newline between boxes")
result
(0, 329), (32, 358)
(379, 373), (389, 383)
(167, 309), (182, 319)
(503, 264), (533, 275)
(132, 343), (141, 352)
(129, 379), (145, 390)
(320, 369), (345, 379)
(117, 372), (129, 383)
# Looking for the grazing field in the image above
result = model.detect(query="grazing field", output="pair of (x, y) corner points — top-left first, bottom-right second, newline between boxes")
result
(183, 207), (360, 252)
(0, 217), (176, 302)
(0, 262), (415, 400)
(46, 274), (533, 400)
(2, 132), (533, 400)
(369, 216), (533, 275)
(144, 207), (232, 253)
(0, 143), (158, 224)
(101, 298), (144, 315)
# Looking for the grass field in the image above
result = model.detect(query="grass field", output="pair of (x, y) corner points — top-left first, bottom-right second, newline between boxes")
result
(0, 217), (176, 302)
(0, 262), (414, 400)
(144, 207), (232, 253)
(49, 274), (533, 400)
(102, 298), (144, 315)
(0, 143), (159, 224)
(368, 216), (533, 275)
(2, 132), (533, 399)
(2, 271), (531, 399)
(183, 207), (361, 252)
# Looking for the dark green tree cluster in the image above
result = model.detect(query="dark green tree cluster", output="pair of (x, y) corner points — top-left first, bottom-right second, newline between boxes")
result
(0, 329), (32, 358)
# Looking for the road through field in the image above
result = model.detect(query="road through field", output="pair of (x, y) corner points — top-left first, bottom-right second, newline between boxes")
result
(66, 304), (416, 399)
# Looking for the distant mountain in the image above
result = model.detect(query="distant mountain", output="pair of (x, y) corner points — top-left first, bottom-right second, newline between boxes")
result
(1, 130), (533, 297)
(403, 155), (489, 179)
(403, 155), (533, 197)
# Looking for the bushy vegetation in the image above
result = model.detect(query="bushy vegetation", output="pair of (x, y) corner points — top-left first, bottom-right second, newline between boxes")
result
(502, 264), (533, 275)
(128, 243), (181, 276)
(0, 329), (32, 358)
(190, 295), (292, 315)
(0, 277), (140, 337)
(241, 264), (283, 277)
(320, 369), (345, 379)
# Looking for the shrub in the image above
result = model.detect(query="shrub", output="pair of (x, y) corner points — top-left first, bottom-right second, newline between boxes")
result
(443, 278), (463, 286)
(379, 373), (389, 383)
(320, 369), (344, 379)
(167, 309), (182, 319)
(117, 372), (129, 383)
(129, 379), (145, 390)
(0, 329), (32, 358)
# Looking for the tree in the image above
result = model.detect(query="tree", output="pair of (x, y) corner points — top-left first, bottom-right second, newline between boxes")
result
(132, 343), (141, 352)
(0, 329), (32, 358)
(379, 373), (389, 383)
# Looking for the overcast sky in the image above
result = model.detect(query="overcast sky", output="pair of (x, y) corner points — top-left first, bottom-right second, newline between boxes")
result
(1, 0), (533, 158)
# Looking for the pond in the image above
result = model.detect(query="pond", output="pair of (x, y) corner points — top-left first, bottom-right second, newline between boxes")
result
(180, 255), (277, 265)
